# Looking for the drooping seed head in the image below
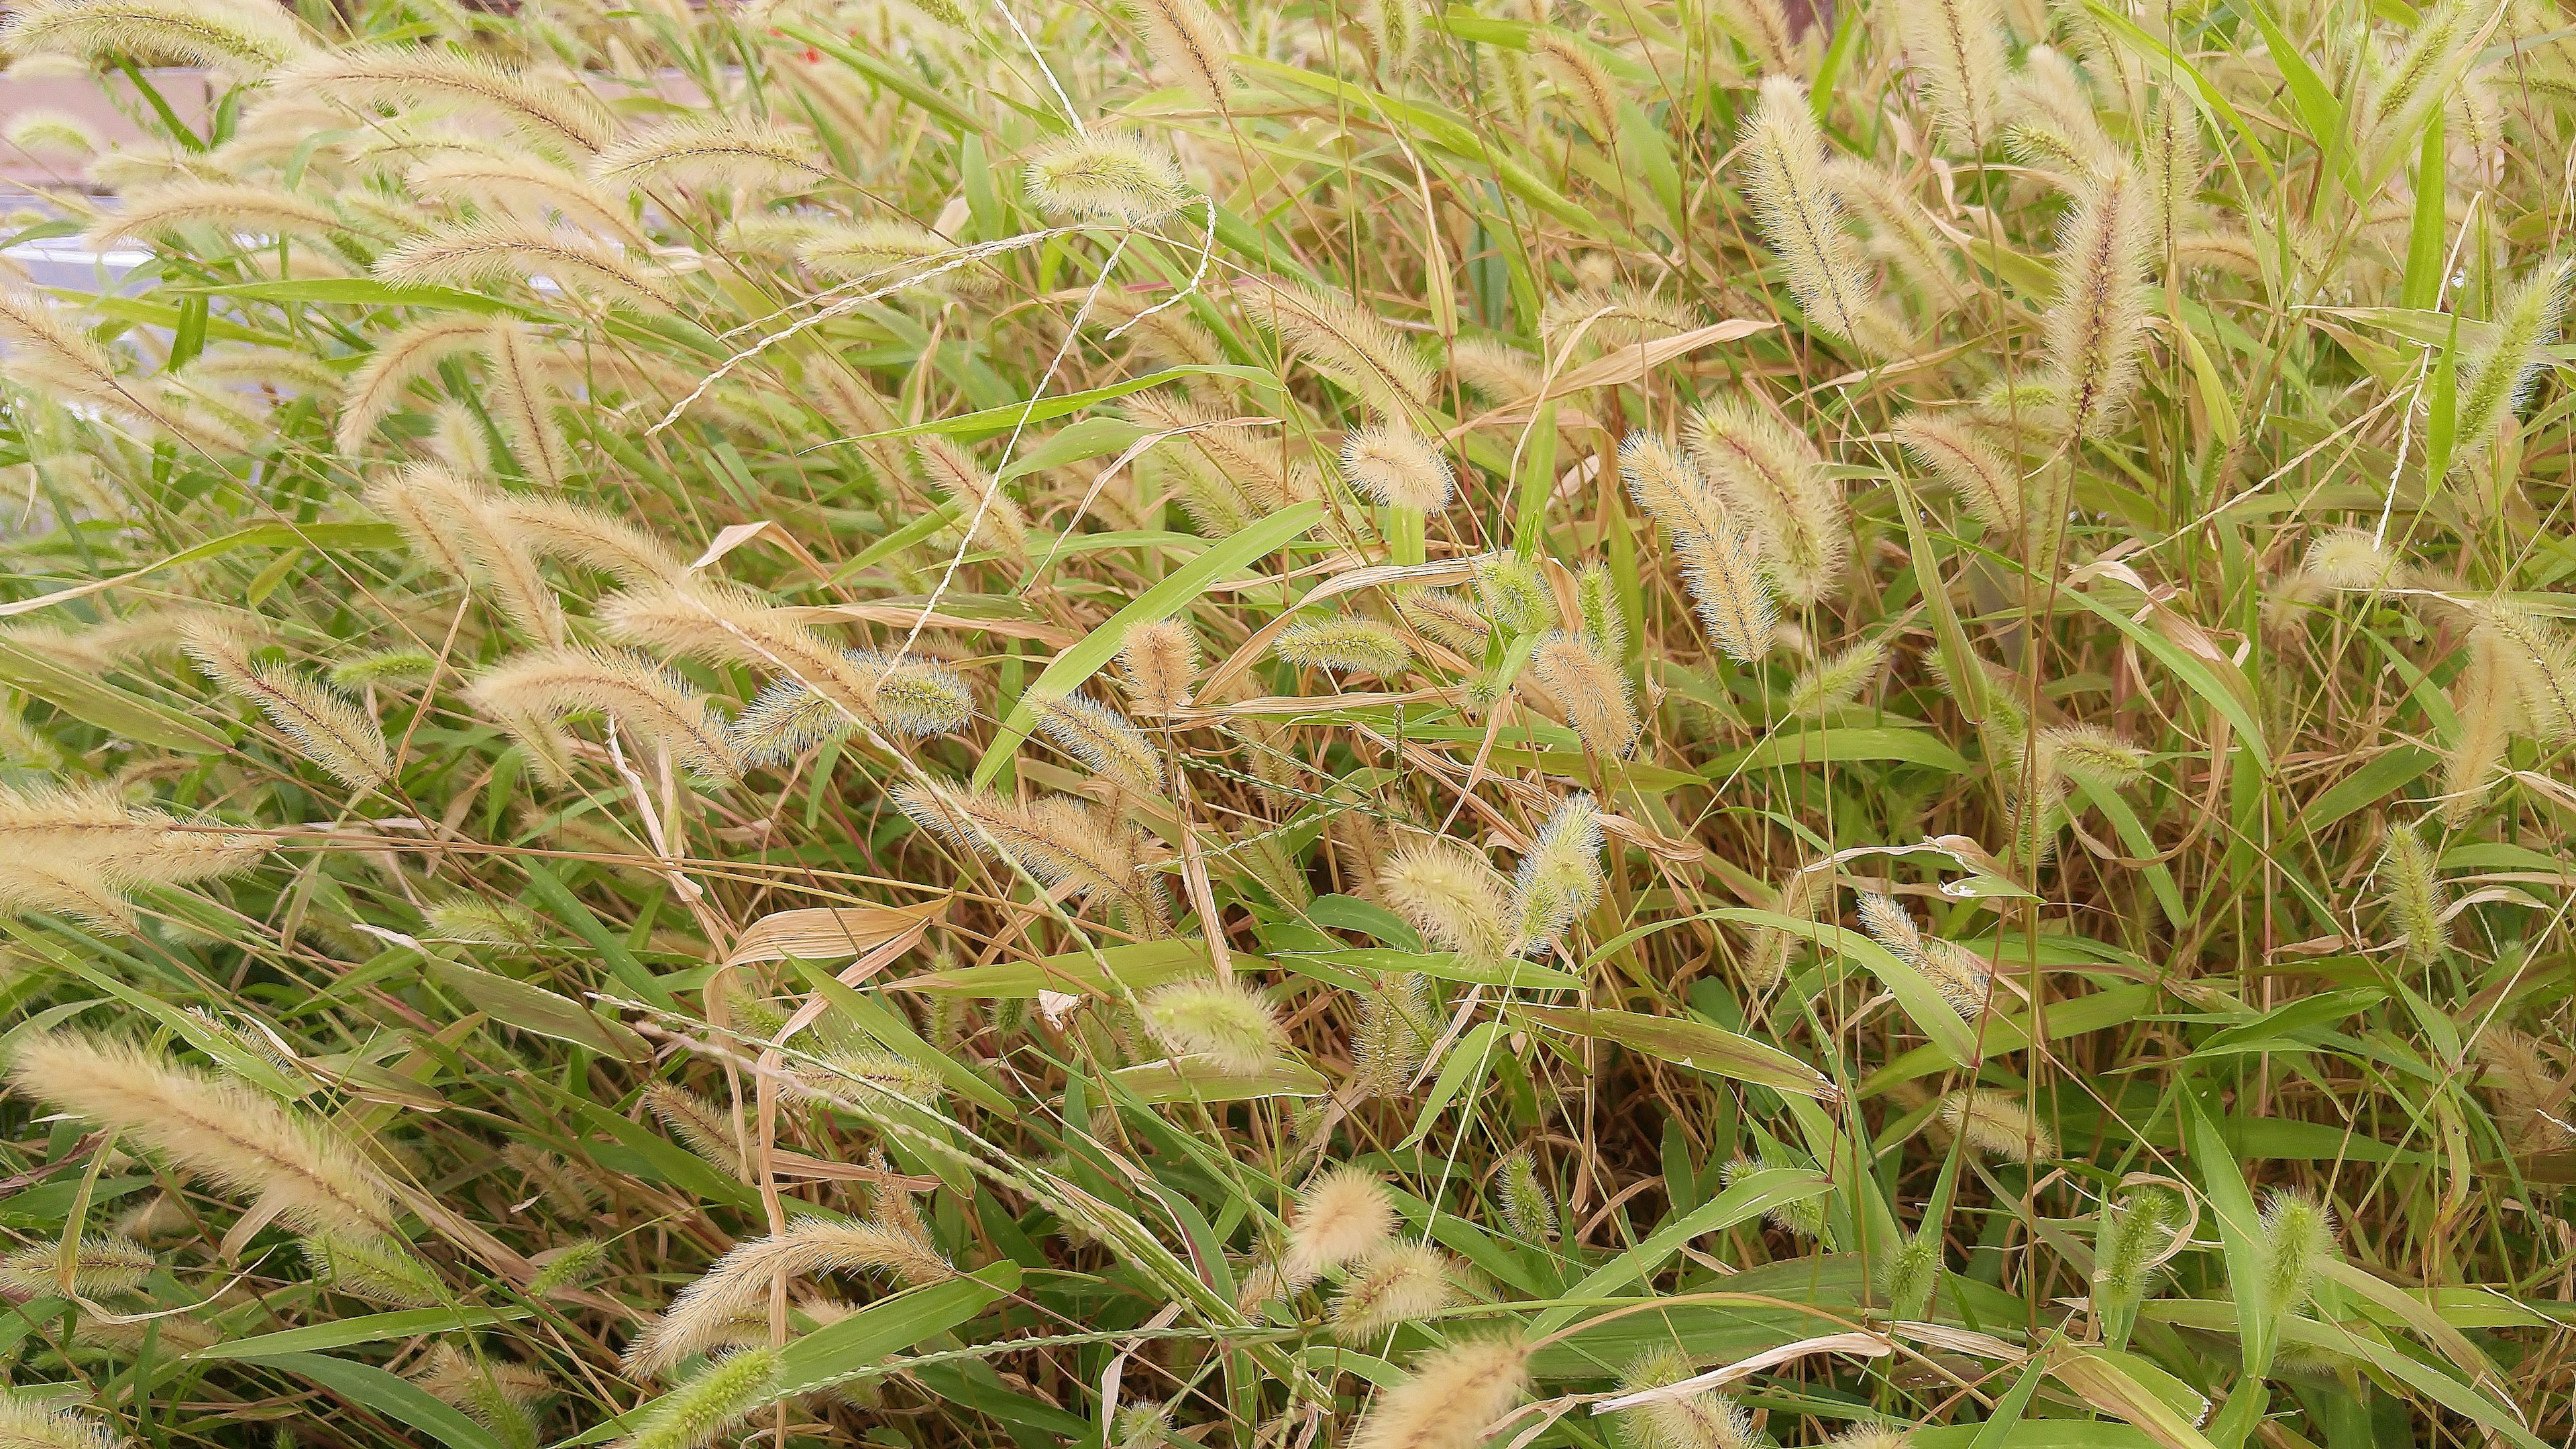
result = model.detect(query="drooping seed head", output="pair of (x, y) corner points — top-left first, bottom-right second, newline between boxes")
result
(1470, 552), (1556, 636)
(1349, 1338), (1530, 1449)
(1118, 620), (1198, 714)
(2259, 1187), (2337, 1316)
(1938, 1088), (2056, 1163)
(1495, 1148), (1556, 1242)
(1328, 1240), (1457, 1342)
(1022, 130), (1189, 223)
(1507, 794), (1605, 956)
(1141, 975), (1286, 1075)
(1880, 1232), (1940, 1321)
(1285, 1164), (1397, 1283)
(1342, 424), (1456, 512)
(1381, 839), (1512, 963)
(1275, 614), (1413, 678)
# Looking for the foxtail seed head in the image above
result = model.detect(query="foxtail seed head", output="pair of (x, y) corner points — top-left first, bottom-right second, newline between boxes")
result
(1285, 1166), (1397, 1284)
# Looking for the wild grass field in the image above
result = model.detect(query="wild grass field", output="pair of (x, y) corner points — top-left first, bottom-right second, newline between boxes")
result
(0, 0), (2566, 1446)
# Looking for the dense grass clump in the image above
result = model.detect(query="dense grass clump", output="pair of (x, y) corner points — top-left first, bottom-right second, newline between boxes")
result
(0, 0), (2570, 1444)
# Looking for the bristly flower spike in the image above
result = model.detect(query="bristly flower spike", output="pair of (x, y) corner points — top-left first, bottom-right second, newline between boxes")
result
(1023, 131), (1189, 224)
(1381, 839), (1513, 964)
(1527, 631), (1639, 757)
(1348, 1338), (1529, 1449)
(1141, 975), (1286, 1075)
(1939, 1088), (2056, 1163)
(1284, 1165), (1396, 1284)
(2044, 161), (2153, 441)
(2381, 820), (2449, 969)
(1342, 423), (1456, 512)
(1741, 76), (1896, 354)
(1507, 794), (1605, 957)
(1118, 620), (1197, 715)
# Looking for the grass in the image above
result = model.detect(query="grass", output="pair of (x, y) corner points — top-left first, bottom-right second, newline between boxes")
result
(0, 0), (2567, 1446)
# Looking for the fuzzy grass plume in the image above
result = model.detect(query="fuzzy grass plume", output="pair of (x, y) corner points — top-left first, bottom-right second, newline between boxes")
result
(0, 4), (2567, 1446)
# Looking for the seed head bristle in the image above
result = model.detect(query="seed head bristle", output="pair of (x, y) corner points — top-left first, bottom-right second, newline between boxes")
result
(2035, 722), (2148, 788)
(2454, 257), (2572, 467)
(619, 1346), (780, 1449)
(1393, 588), (1491, 653)
(1611, 1344), (1756, 1449)
(1022, 130), (1189, 223)
(409, 152), (641, 242)
(1381, 839), (1513, 964)
(1527, 631), (1639, 757)
(1741, 76), (1891, 354)
(1706, 0), (1803, 76)
(1784, 635), (1887, 716)
(424, 896), (547, 949)
(492, 494), (682, 582)
(1619, 432), (1730, 540)
(1507, 794), (1605, 956)
(183, 622), (393, 789)
(85, 181), (344, 248)
(1495, 1148), (1556, 1241)
(1722, 1146), (1828, 1239)
(284, 46), (616, 153)
(337, 315), (494, 455)
(2465, 599), (2576, 743)
(1894, 413), (2023, 539)
(625, 1215), (950, 1375)
(1529, 32), (1621, 143)
(1118, 620), (1198, 715)
(0, 1233), (156, 1299)
(1856, 892), (1922, 963)
(1033, 693), (1164, 794)
(1285, 1165), (1397, 1283)
(641, 1083), (743, 1175)
(2380, 820), (2449, 968)
(1688, 396), (1847, 604)
(376, 220), (675, 310)
(1825, 157), (1961, 307)
(1361, 0), (1426, 68)
(1141, 975), (1285, 1075)
(0, 1392), (126, 1449)
(2475, 1027), (2575, 1150)
(894, 783), (1171, 930)
(3, 108), (99, 162)
(591, 116), (828, 190)
(915, 436), (1031, 563)
(1880, 1232), (1940, 1321)
(1470, 552), (1556, 635)
(1342, 423), (1456, 512)
(1348, 1338), (1530, 1449)
(2, 0), (309, 78)
(2258, 1187), (2337, 1315)
(1938, 1087), (2055, 1163)
(484, 318), (574, 487)
(9, 1032), (392, 1232)
(1329, 1240), (1457, 1342)
(2444, 635), (2514, 824)
(1262, 282), (1434, 412)
(2043, 161), (2154, 440)
(467, 645), (740, 784)
(2094, 1184), (2181, 1307)
(1275, 615), (1414, 678)
(303, 1230), (443, 1306)
(1896, 0), (2009, 150)
(1123, 0), (1237, 111)
(1673, 523), (1778, 664)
